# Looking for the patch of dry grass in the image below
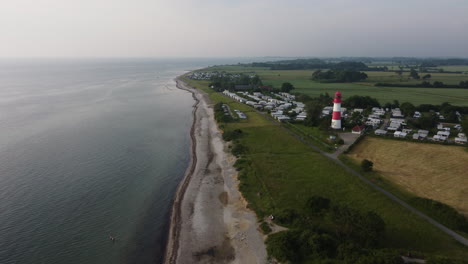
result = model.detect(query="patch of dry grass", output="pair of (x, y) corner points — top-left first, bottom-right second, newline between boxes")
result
(347, 137), (468, 216)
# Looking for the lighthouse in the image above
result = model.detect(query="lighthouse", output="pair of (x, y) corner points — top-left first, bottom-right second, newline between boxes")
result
(331, 91), (342, 129)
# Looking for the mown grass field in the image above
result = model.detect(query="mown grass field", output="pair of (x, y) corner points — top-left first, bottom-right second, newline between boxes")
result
(345, 137), (468, 217)
(183, 76), (468, 259)
(204, 66), (468, 106)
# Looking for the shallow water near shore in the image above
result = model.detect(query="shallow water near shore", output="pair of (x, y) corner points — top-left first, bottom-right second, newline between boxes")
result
(0, 58), (272, 264)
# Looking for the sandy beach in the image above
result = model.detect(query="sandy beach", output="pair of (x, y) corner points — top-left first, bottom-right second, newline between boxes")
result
(164, 78), (267, 264)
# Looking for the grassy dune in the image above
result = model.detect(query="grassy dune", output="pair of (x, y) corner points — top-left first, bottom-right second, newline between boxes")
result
(183, 77), (468, 258)
(346, 137), (468, 217)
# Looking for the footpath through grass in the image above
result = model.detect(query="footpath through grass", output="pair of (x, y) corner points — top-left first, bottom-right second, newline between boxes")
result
(183, 76), (468, 259)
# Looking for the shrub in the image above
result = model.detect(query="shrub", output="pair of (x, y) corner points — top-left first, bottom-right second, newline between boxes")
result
(233, 158), (251, 171)
(409, 197), (468, 232)
(306, 196), (331, 215)
(274, 209), (299, 226)
(260, 222), (272, 234)
(266, 230), (302, 262)
(330, 206), (385, 248)
(222, 129), (243, 141)
(426, 256), (468, 264)
(361, 159), (374, 172)
(231, 142), (248, 157)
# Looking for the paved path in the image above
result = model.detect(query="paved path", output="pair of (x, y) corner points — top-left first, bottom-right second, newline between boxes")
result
(326, 132), (360, 159)
(251, 107), (468, 247)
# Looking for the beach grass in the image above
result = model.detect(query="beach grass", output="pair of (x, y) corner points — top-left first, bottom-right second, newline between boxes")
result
(183, 76), (468, 259)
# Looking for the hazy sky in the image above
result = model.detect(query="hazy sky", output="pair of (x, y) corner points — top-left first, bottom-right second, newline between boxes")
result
(1, 0), (467, 57)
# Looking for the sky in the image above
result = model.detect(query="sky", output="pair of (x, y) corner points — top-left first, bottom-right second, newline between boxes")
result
(0, 0), (467, 58)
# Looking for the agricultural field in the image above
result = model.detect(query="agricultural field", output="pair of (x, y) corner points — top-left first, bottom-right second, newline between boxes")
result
(346, 137), (468, 217)
(204, 65), (468, 106)
(183, 76), (468, 259)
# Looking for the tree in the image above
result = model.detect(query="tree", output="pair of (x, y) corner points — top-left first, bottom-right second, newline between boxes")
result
(361, 159), (374, 172)
(395, 71), (403, 81)
(400, 102), (416, 117)
(422, 73), (432, 80)
(281, 82), (295, 93)
(409, 68), (420, 79)
(462, 117), (468, 135)
(304, 100), (325, 126)
(344, 95), (380, 108)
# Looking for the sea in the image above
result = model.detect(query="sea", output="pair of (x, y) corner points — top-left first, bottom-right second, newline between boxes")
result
(0, 57), (279, 264)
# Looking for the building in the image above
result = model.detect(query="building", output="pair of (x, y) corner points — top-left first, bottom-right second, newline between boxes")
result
(375, 129), (388, 136)
(352, 125), (366, 135)
(331, 91), (342, 129)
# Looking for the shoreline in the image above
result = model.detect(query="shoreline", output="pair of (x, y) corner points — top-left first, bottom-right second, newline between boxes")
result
(163, 77), (200, 264)
(164, 77), (267, 263)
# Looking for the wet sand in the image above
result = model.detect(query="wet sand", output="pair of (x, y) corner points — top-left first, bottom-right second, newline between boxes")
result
(164, 78), (267, 264)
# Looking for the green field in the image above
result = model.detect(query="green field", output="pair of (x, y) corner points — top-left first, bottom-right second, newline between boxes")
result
(183, 76), (468, 259)
(203, 66), (468, 106)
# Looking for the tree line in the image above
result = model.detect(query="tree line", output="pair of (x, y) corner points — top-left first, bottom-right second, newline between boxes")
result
(265, 196), (403, 263)
(209, 73), (262, 91)
(311, 69), (368, 82)
(375, 81), (468, 89)
(251, 60), (387, 71)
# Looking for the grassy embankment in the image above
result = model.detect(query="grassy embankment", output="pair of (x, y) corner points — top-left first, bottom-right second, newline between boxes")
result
(205, 65), (468, 106)
(342, 136), (468, 221)
(182, 76), (468, 259)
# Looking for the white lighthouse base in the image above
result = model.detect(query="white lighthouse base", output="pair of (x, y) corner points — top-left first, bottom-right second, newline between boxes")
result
(331, 119), (341, 129)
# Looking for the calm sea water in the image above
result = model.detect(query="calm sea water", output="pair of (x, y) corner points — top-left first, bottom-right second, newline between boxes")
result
(0, 58), (271, 264)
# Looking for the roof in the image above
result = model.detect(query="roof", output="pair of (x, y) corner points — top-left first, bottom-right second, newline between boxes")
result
(352, 125), (366, 132)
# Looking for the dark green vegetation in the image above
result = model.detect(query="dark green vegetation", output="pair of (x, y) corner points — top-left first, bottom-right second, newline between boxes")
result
(375, 81), (468, 89)
(408, 197), (468, 233)
(206, 57), (468, 106)
(209, 73), (262, 91)
(343, 95), (380, 108)
(426, 256), (468, 264)
(281, 82), (295, 92)
(183, 75), (468, 262)
(312, 69), (368, 82)
(266, 196), (401, 263)
(252, 59), (388, 71)
(259, 222), (272, 234)
(361, 159), (374, 172)
(213, 102), (232, 122)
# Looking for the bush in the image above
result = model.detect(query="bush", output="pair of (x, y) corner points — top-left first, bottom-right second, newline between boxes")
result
(306, 196), (331, 215)
(426, 256), (468, 264)
(409, 197), (468, 232)
(274, 209), (299, 226)
(361, 159), (374, 172)
(233, 158), (251, 171)
(330, 206), (385, 248)
(306, 233), (337, 258)
(231, 142), (248, 157)
(266, 230), (302, 262)
(222, 129), (243, 141)
(260, 222), (272, 234)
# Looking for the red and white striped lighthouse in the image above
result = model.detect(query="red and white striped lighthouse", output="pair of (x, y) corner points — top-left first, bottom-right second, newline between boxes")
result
(331, 91), (342, 129)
